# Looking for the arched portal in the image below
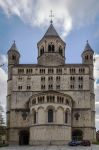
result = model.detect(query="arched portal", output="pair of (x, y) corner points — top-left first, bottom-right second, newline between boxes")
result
(72, 129), (83, 141)
(19, 130), (29, 145)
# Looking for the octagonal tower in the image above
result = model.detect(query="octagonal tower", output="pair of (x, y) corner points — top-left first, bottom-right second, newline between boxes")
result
(37, 23), (66, 66)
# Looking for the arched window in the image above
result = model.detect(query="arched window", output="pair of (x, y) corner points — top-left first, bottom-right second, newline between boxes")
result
(86, 55), (88, 60)
(48, 43), (55, 52)
(12, 55), (16, 60)
(65, 109), (70, 124)
(65, 111), (68, 123)
(59, 46), (63, 55)
(48, 109), (53, 123)
(34, 111), (36, 124)
(48, 45), (51, 52)
(40, 46), (44, 56)
(52, 45), (55, 52)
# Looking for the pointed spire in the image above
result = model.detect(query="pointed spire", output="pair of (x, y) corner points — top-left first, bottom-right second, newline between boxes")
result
(9, 40), (19, 51)
(44, 23), (59, 37)
(84, 40), (93, 51)
(8, 40), (20, 55)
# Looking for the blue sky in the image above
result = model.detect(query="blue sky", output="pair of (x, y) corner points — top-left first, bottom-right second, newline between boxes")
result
(0, 2), (99, 64)
(0, 0), (99, 130)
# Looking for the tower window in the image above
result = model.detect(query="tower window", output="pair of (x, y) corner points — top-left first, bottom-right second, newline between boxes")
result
(40, 46), (44, 56)
(12, 55), (16, 60)
(48, 43), (55, 52)
(59, 46), (63, 55)
(48, 109), (53, 123)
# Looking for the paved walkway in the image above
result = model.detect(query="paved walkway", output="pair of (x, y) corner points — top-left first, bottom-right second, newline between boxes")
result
(0, 145), (99, 150)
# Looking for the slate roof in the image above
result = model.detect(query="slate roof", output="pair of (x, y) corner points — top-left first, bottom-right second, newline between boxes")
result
(37, 23), (65, 45)
(8, 41), (20, 54)
(84, 41), (93, 52)
(44, 23), (59, 37)
(9, 41), (18, 51)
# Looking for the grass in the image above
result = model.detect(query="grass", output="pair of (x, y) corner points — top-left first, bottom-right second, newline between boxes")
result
(92, 141), (99, 145)
(0, 144), (9, 147)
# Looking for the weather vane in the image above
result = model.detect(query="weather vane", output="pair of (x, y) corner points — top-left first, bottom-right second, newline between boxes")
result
(49, 10), (54, 24)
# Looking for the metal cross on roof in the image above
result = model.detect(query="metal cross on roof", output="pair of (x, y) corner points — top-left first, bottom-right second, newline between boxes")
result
(49, 10), (54, 24)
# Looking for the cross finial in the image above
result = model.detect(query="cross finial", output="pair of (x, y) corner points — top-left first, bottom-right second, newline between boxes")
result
(49, 10), (54, 24)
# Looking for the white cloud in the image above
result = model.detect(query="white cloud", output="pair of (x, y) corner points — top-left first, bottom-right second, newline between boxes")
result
(0, 54), (8, 65)
(94, 53), (99, 130)
(94, 54), (99, 89)
(0, 54), (7, 123)
(0, 0), (99, 37)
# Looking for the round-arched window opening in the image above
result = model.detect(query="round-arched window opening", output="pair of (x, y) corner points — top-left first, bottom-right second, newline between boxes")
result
(33, 111), (36, 124)
(59, 46), (63, 55)
(12, 55), (16, 60)
(40, 46), (44, 56)
(48, 109), (53, 123)
(48, 43), (55, 52)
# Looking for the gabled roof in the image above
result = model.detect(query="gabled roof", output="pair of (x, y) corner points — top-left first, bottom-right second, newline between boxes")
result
(44, 23), (59, 37)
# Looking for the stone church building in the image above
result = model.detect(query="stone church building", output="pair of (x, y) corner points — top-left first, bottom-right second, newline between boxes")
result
(7, 22), (96, 145)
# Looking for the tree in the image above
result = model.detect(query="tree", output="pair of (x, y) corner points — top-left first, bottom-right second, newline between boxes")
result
(0, 104), (6, 141)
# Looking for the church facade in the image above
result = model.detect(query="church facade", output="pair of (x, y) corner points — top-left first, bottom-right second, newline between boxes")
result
(7, 22), (96, 145)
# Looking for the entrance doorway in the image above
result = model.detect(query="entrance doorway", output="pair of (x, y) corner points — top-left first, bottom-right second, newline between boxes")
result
(19, 130), (29, 145)
(72, 129), (83, 141)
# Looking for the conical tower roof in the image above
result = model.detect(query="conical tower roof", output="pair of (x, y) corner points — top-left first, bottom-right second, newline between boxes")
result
(44, 23), (59, 37)
(84, 41), (94, 52)
(82, 41), (94, 56)
(37, 23), (65, 45)
(8, 41), (20, 55)
(9, 41), (18, 51)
